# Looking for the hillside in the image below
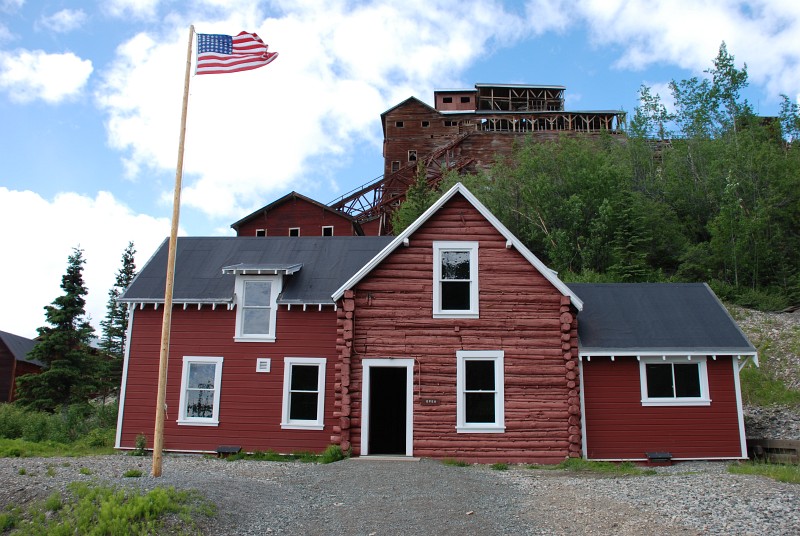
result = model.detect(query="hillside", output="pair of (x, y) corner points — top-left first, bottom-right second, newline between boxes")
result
(731, 306), (800, 440)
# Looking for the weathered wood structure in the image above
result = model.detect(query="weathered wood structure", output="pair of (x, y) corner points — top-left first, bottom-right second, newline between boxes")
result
(329, 83), (626, 233)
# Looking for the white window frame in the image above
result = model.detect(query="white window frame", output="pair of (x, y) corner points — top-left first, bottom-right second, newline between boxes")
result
(281, 357), (327, 430)
(234, 275), (281, 342)
(255, 228), (266, 236)
(288, 227), (300, 236)
(639, 356), (711, 406)
(433, 241), (479, 319)
(456, 350), (505, 433)
(321, 226), (334, 236)
(177, 356), (223, 426)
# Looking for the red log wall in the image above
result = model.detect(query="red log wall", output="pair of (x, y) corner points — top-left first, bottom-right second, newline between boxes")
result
(337, 193), (580, 463)
(235, 197), (354, 237)
(582, 356), (743, 459)
(119, 305), (338, 454)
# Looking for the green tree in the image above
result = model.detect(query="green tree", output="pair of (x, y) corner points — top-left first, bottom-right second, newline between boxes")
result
(391, 163), (440, 233)
(98, 242), (137, 399)
(16, 248), (99, 411)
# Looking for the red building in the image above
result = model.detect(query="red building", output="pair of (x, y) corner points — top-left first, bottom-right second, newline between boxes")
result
(0, 330), (42, 402)
(231, 191), (361, 237)
(116, 184), (756, 463)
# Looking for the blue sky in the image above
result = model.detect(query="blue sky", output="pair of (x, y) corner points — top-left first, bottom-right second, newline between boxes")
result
(1, 0), (798, 338)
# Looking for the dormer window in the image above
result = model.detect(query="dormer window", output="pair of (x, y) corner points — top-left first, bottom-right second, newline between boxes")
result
(234, 275), (281, 342)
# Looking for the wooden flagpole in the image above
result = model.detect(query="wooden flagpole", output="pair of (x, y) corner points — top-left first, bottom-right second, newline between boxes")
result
(152, 24), (195, 478)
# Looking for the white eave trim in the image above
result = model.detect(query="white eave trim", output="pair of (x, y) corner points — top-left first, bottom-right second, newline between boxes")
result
(222, 263), (303, 275)
(118, 299), (234, 311)
(578, 349), (758, 366)
(331, 182), (582, 310)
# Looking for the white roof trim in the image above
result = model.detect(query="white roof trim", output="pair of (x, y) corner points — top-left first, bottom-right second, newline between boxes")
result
(222, 263), (303, 275)
(331, 182), (582, 309)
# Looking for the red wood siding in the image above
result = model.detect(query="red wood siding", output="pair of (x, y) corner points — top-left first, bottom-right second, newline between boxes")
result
(582, 356), (743, 459)
(338, 193), (579, 463)
(0, 343), (13, 402)
(11, 361), (41, 402)
(119, 305), (338, 454)
(235, 197), (354, 237)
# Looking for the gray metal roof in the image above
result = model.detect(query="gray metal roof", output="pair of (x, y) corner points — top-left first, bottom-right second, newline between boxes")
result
(567, 283), (756, 355)
(121, 236), (394, 305)
(0, 330), (42, 366)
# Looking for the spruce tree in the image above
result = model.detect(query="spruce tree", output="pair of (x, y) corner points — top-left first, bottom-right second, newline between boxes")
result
(98, 242), (137, 398)
(16, 247), (98, 411)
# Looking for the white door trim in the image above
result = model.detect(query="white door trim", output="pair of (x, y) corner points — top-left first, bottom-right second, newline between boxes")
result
(361, 358), (414, 456)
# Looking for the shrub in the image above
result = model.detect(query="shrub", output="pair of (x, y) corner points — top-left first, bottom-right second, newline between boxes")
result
(319, 444), (348, 464)
(0, 404), (26, 439)
(131, 434), (147, 456)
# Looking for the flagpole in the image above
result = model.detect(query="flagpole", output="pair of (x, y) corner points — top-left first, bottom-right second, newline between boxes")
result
(152, 24), (195, 478)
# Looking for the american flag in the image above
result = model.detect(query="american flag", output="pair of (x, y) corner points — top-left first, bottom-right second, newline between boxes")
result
(195, 31), (278, 75)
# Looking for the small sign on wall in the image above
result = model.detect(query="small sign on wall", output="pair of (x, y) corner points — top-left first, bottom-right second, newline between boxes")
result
(256, 358), (271, 373)
(421, 398), (440, 406)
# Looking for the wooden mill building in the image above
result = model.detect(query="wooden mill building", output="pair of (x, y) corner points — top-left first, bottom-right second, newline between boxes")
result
(329, 83), (626, 234)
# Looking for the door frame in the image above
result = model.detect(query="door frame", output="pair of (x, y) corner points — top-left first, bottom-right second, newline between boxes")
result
(361, 358), (414, 456)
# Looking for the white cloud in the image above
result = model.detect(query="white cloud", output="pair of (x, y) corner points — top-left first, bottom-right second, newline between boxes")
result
(0, 188), (171, 339)
(0, 23), (12, 42)
(543, 0), (800, 104)
(0, 0), (24, 13)
(105, 0), (161, 20)
(0, 49), (93, 103)
(95, 1), (526, 220)
(39, 8), (88, 33)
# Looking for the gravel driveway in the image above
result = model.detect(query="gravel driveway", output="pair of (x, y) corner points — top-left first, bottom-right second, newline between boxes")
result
(1, 454), (797, 535)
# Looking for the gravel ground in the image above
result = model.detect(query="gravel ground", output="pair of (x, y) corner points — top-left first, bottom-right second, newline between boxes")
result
(1, 454), (797, 535)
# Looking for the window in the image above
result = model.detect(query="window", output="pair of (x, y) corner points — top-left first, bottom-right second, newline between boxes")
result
(433, 241), (479, 318)
(639, 356), (710, 406)
(282, 357), (326, 429)
(322, 226), (333, 236)
(395, 121), (404, 127)
(408, 150), (417, 162)
(461, 96), (471, 103)
(255, 229), (266, 237)
(178, 356), (223, 426)
(289, 227), (300, 236)
(235, 276), (281, 342)
(421, 121), (429, 128)
(444, 120), (457, 127)
(443, 96), (453, 103)
(391, 161), (400, 172)
(456, 351), (504, 433)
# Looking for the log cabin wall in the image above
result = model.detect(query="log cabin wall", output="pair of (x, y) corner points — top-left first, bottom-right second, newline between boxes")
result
(581, 356), (743, 459)
(235, 196), (355, 237)
(119, 305), (338, 454)
(336, 193), (581, 463)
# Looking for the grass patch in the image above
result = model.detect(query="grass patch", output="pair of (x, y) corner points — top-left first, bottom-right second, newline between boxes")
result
(441, 458), (471, 467)
(0, 438), (115, 458)
(3, 482), (214, 535)
(740, 364), (800, 407)
(319, 444), (348, 464)
(529, 458), (656, 475)
(729, 461), (800, 484)
(122, 469), (143, 478)
(79, 467), (92, 475)
(490, 462), (509, 471)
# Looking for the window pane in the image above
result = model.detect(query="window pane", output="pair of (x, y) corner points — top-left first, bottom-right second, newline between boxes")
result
(289, 392), (318, 420)
(185, 389), (215, 418)
(244, 280), (271, 306)
(187, 363), (216, 389)
(465, 360), (495, 391)
(646, 363), (675, 397)
(242, 308), (270, 335)
(441, 251), (470, 280)
(674, 364), (701, 397)
(441, 281), (470, 310)
(466, 393), (495, 423)
(290, 365), (319, 391)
